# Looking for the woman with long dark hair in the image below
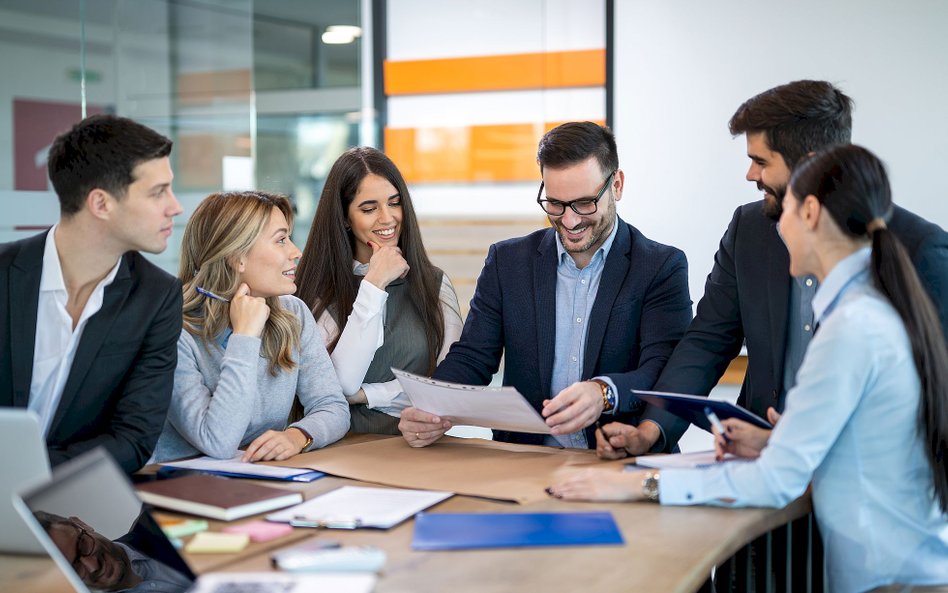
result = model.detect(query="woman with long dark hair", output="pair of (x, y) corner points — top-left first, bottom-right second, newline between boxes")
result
(151, 191), (349, 463)
(549, 144), (948, 592)
(295, 148), (463, 434)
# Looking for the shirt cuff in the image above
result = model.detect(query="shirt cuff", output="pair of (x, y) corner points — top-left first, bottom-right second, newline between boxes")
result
(658, 468), (704, 505)
(362, 382), (400, 409)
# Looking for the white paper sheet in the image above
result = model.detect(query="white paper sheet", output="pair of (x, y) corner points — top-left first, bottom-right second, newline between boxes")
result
(629, 451), (749, 470)
(161, 454), (312, 479)
(393, 368), (552, 434)
(267, 486), (452, 529)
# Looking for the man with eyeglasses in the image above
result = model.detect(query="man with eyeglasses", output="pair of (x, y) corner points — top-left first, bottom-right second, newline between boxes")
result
(34, 511), (191, 592)
(398, 121), (693, 450)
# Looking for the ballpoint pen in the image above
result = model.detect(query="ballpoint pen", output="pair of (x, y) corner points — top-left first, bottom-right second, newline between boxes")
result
(704, 406), (731, 444)
(195, 287), (230, 302)
(289, 515), (362, 529)
(595, 420), (610, 444)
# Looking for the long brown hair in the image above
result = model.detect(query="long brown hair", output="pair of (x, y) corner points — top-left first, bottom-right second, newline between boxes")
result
(295, 147), (444, 373)
(178, 191), (301, 376)
(790, 144), (948, 511)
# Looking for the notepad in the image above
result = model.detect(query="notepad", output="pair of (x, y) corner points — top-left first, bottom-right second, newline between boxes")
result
(222, 520), (294, 542)
(136, 474), (303, 521)
(411, 511), (625, 550)
(267, 486), (453, 529)
(160, 454), (325, 482)
(185, 531), (250, 554)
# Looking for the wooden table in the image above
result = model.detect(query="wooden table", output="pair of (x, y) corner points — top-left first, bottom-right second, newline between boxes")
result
(0, 438), (813, 593)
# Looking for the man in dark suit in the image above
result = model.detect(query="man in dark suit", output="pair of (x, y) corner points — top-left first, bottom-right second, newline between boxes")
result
(398, 122), (693, 449)
(0, 114), (183, 473)
(595, 80), (948, 458)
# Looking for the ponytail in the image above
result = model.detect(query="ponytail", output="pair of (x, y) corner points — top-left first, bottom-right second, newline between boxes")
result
(869, 227), (948, 512)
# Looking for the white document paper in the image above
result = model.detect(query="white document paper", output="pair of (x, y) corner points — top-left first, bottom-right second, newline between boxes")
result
(267, 486), (452, 529)
(629, 450), (749, 470)
(161, 454), (312, 479)
(393, 368), (552, 434)
(191, 573), (377, 593)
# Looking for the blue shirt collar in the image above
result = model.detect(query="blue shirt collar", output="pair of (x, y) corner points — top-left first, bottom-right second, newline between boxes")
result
(812, 246), (872, 324)
(555, 215), (620, 268)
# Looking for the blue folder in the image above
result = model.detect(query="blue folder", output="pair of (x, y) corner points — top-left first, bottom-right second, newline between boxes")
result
(631, 389), (772, 432)
(412, 511), (624, 550)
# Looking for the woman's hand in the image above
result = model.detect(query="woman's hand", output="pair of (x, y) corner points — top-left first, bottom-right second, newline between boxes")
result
(241, 428), (308, 462)
(713, 407), (782, 461)
(547, 468), (646, 502)
(363, 241), (409, 290)
(229, 283), (270, 337)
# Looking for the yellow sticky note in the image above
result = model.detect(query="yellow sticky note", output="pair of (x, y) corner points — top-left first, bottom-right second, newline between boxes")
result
(184, 531), (250, 554)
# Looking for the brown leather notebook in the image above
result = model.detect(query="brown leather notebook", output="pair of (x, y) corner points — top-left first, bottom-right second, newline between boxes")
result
(136, 474), (303, 521)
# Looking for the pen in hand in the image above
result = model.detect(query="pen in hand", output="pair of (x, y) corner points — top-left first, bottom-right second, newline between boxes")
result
(704, 406), (731, 444)
(196, 287), (230, 302)
(596, 421), (610, 445)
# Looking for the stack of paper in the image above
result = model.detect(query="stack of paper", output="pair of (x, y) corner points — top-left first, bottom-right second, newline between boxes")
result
(160, 454), (324, 482)
(267, 486), (452, 529)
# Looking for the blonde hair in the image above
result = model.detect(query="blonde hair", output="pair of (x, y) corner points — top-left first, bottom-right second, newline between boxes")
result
(178, 191), (300, 376)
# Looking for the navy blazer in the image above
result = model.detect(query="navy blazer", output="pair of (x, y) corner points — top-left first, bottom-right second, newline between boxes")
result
(0, 231), (182, 473)
(645, 201), (948, 450)
(433, 218), (693, 447)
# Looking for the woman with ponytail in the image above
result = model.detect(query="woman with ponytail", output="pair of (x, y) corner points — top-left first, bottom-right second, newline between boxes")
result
(550, 144), (948, 592)
(151, 191), (349, 463)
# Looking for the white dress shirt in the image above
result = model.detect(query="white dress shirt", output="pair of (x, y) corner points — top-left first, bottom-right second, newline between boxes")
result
(660, 248), (948, 593)
(29, 226), (121, 436)
(316, 262), (463, 417)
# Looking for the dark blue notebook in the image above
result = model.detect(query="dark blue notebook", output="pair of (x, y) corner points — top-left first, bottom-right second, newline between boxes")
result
(412, 511), (624, 550)
(156, 466), (325, 483)
(631, 389), (772, 431)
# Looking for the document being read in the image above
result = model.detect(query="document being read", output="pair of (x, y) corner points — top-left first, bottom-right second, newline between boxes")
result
(267, 486), (452, 529)
(393, 368), (552, 434)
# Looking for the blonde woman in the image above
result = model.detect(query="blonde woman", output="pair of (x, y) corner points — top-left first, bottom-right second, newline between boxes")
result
(152, 191), (349, 463)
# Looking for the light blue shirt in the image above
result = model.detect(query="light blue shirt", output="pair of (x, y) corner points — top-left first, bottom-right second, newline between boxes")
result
(543, 218), (619, 449)
(660, 248), (948, 593)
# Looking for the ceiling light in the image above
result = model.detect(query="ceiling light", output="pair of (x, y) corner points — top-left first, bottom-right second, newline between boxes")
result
(326, 25), (362, 38)
(321, 30), (354, 44)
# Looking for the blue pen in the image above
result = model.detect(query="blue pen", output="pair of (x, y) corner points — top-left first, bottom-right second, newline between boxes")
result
(195, 287), (230, 302)
(704, 406), (731, 444)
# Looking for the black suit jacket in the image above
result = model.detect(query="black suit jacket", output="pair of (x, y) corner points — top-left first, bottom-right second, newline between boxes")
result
(433, 218), (693, 447)
(0, 231), (182, 473)
(644, 201), (948, 450)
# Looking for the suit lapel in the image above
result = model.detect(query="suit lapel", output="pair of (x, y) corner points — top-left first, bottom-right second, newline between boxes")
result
(49, 254), (133, 434)
(767, 222), (791, 391)
(9, 233), (46, 407)
(583, 221), (631, 377)
(535, 230), (558, 400)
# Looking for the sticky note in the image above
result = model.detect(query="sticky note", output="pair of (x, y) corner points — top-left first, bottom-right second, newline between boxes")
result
(184, 531), (250, 554)
(222, 520), (294, 543)
(162, 519), (209, 539)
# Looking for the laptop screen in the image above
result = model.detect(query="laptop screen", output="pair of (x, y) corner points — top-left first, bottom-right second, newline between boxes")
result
(15, 448), (195, 593)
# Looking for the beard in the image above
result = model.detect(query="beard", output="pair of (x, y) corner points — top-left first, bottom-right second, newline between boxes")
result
(552, 198), (616, 256)
(759, 181), (786, 220)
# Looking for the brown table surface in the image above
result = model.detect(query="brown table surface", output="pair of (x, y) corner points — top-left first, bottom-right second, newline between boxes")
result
(0, 436), (813, 593)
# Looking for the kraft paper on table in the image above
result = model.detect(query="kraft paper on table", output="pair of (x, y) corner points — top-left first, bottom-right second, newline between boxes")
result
(268, 436), (627, 504)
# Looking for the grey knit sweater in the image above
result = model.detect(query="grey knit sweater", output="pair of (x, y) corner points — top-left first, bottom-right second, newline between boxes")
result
(151, 295), (349, 462)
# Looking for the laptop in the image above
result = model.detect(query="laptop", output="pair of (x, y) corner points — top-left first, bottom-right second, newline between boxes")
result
(13, 447), (377, 593)
(0, 409), (52, 553)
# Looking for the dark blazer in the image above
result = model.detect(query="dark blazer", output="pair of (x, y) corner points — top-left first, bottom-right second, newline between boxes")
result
(0, 231), (182, 473)
(644, 201), (948, 450)
(433, 218), (693, 447)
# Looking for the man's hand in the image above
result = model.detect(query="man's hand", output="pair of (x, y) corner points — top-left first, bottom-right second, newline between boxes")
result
(242, 428), (308, 462)
(398, 407), (452, 448)
(542, 381), (604, 435)
(596, 421), (661, 459)
(547, 468), (646, 502)
(713, 407), (781, 461)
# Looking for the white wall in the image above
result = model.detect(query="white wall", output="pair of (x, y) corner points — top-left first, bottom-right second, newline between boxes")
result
(613, 0), (948, 304)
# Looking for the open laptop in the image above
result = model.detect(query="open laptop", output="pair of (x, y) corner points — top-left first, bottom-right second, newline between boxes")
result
(0, 409), (52, 553)
(14, 447), (377, 593)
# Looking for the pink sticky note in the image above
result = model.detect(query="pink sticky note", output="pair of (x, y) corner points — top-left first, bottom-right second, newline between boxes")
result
(222, 520), (294, 543)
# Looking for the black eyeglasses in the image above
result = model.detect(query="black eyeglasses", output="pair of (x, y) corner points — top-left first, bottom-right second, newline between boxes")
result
(68, 522), (96, 570)
(536, 171), (615, 216)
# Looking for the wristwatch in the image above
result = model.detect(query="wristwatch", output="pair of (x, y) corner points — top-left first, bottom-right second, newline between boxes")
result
(591, 379), (616, 412)
(296, 428), (314, 453)
(642, 471), (660, 502)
